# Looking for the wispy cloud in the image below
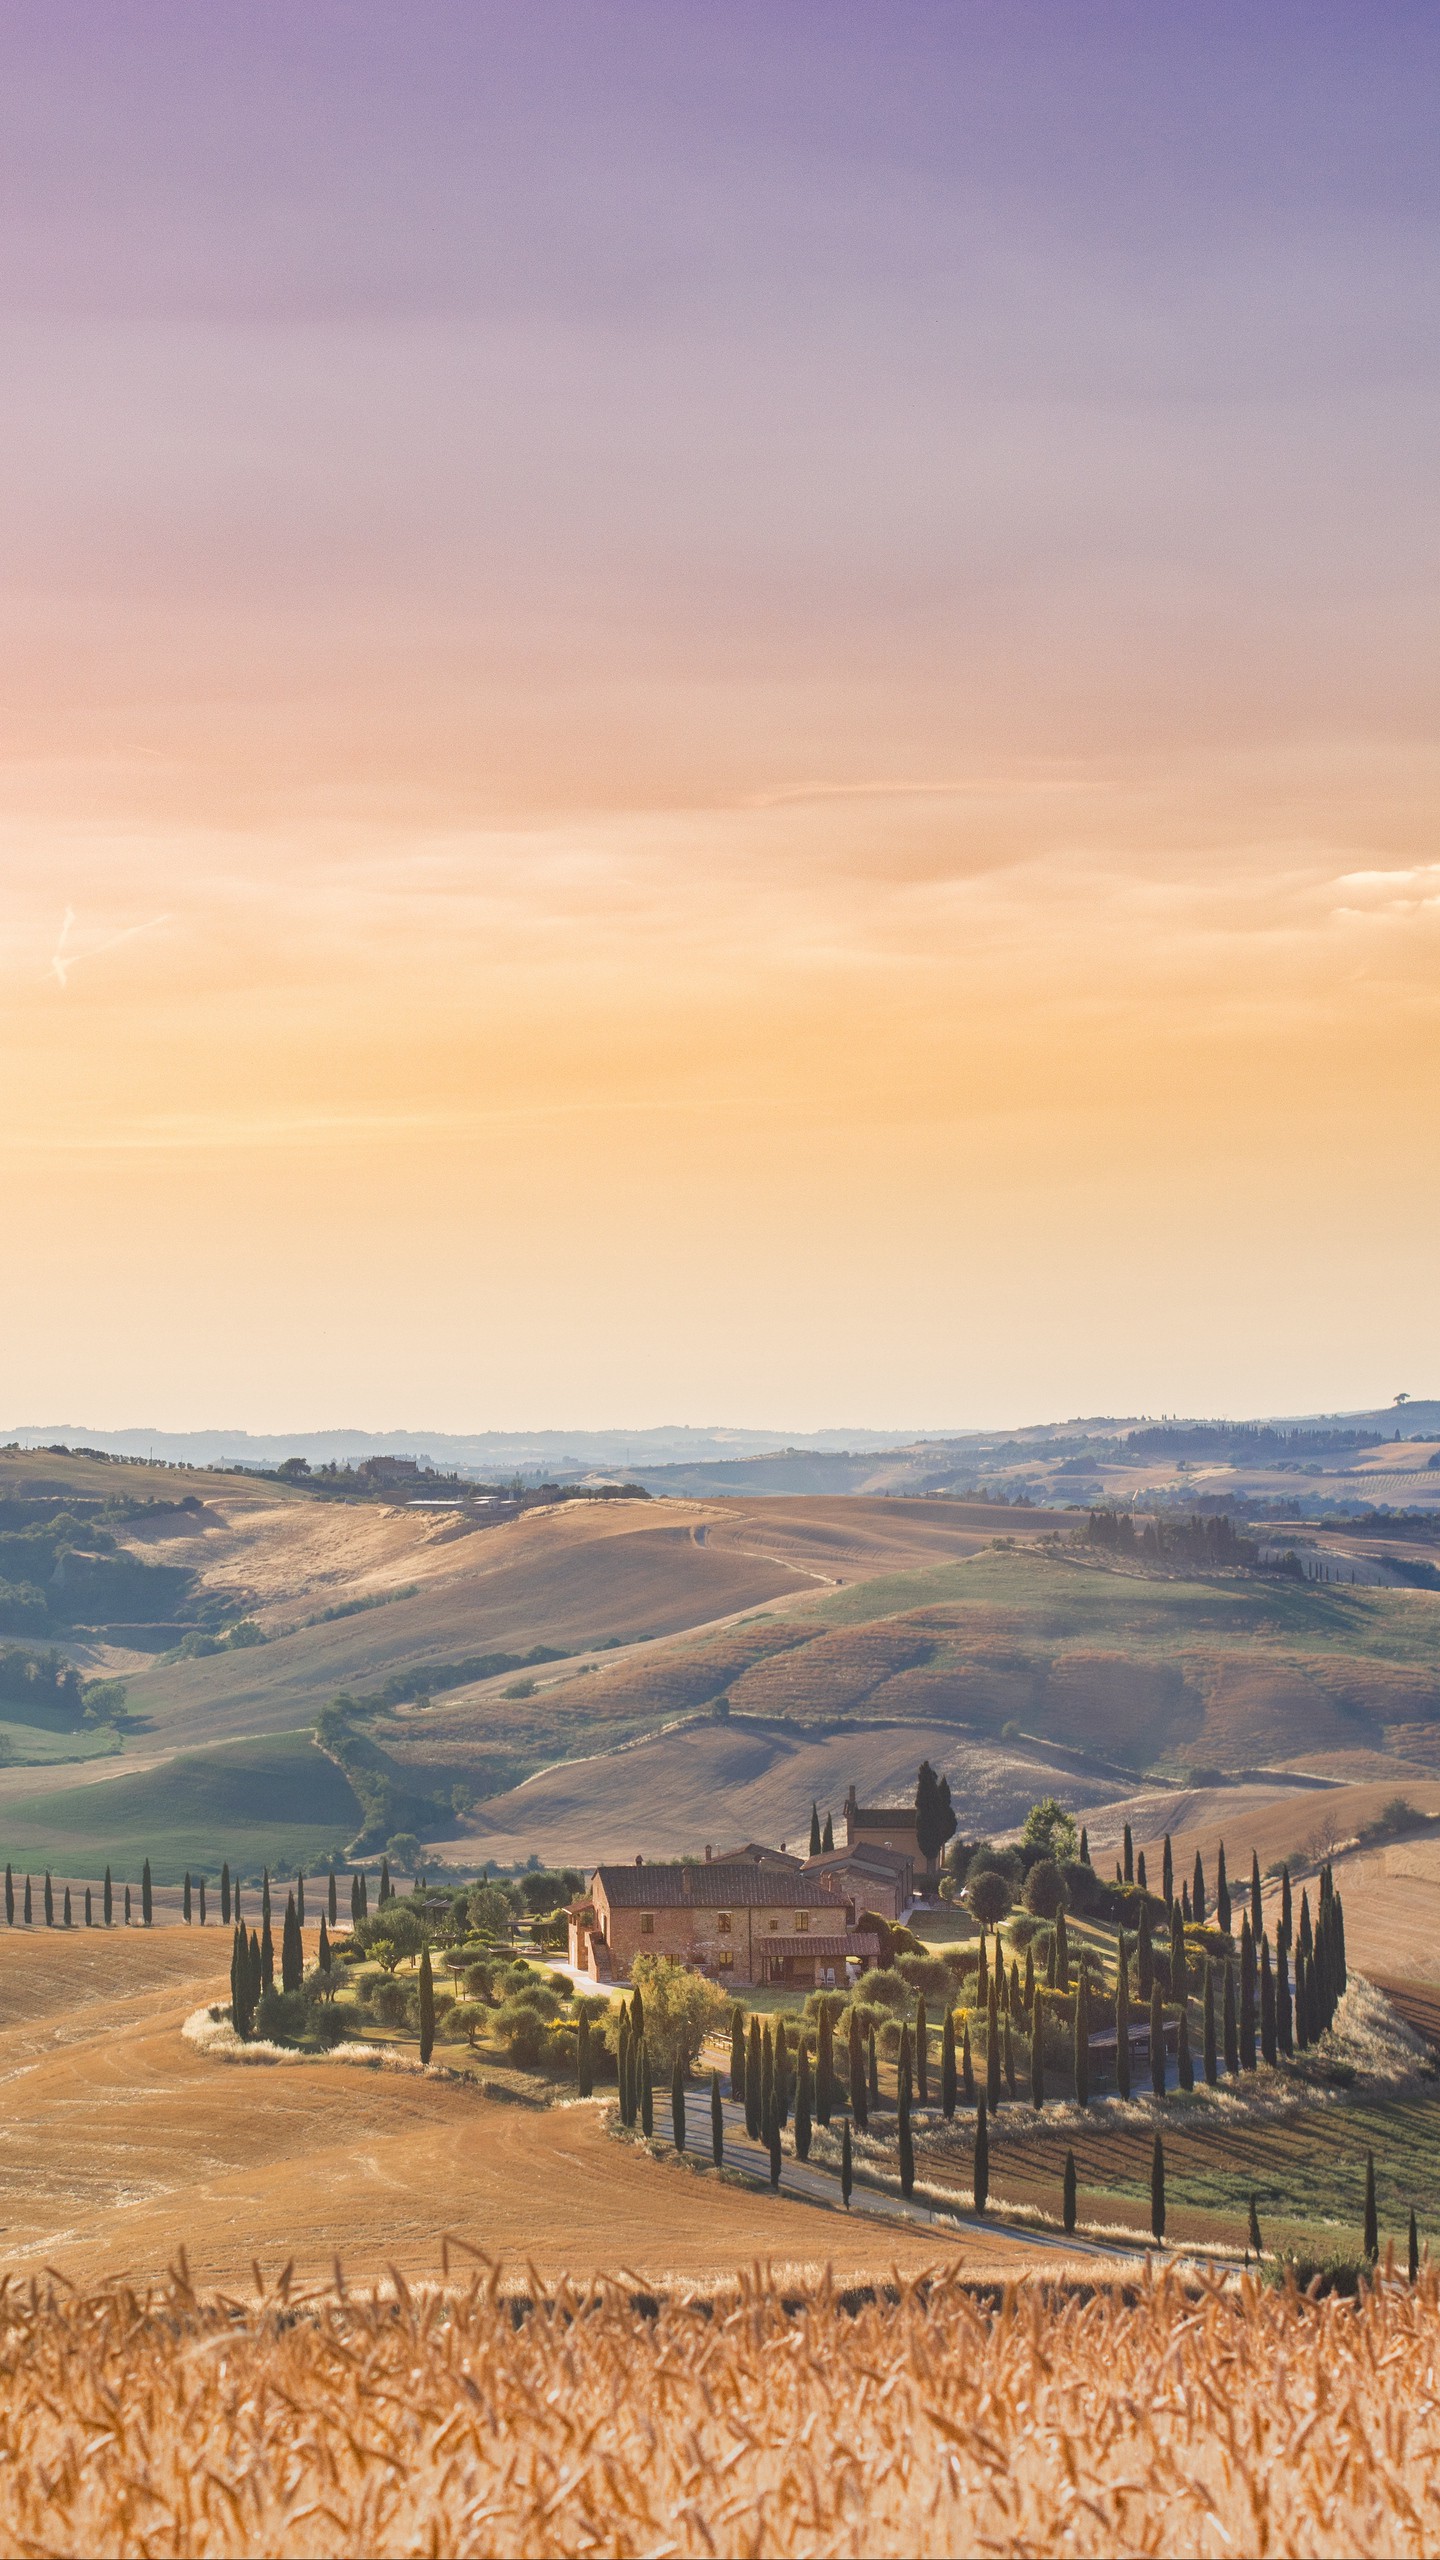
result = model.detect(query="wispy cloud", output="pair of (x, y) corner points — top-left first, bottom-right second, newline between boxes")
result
(48, 907), (172, 989)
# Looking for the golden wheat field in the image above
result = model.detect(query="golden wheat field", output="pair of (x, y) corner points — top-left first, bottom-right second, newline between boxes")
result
(3, 2260), (1438, 2558)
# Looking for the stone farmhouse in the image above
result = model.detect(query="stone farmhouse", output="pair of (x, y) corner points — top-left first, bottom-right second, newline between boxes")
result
(568, 1855), (880, 1989)
(842, 1782), (927, 1873)
(802, 1839), (912, 1923)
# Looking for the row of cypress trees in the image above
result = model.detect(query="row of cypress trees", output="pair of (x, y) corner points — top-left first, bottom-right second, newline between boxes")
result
(3, 1858), (369, 1930)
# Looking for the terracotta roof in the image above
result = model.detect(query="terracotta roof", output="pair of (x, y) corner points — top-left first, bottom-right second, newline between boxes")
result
(592, 1862), (847, 1911)
(848, 1806), (919, 1832)
(805, 1845), (911, 1876)
(712, 1843), (803, 1869)
(761, 1933), (877, 1959)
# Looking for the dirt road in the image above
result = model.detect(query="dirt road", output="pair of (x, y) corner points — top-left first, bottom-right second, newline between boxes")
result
(0, 1930), (1081, 2294)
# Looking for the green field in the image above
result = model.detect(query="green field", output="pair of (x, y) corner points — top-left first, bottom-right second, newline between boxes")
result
(0, 1731), (362, 1881)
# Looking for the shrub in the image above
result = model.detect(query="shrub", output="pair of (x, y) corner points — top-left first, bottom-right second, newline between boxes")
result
(443, 2001), (489, 2048)
(369, 1976), (415, 2029)
(852, 1967), (911, 2013)
(1020, 1800), (1078, 1867)
(967, 1870), (1013, 1926)
(464, 1959), (497, 1999)
(1006, 1913), (1043, 1950)
(894, 1952), (952, 1997)
(1023, 1858), (1066, 1919)
(611, 1955), (727, 2073)
(1059, 1858), (1104, 1915)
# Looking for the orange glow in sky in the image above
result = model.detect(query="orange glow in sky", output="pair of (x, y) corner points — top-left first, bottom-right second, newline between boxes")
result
(2, 8), (1437, 1431)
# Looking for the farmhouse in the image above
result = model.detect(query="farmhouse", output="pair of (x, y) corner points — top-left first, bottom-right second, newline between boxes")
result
(568, 1857), (879, 1989)
(842, 1783), (926, 1875)
(803, 1839), (913, 1924)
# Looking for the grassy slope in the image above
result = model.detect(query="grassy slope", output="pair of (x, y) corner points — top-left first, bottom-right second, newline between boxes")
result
(0, 1731), (362, 1878)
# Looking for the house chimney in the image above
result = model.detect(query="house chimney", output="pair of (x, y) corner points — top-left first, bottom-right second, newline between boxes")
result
(635, 1853), (643, 1867)
(704, 1844), (712, 1862)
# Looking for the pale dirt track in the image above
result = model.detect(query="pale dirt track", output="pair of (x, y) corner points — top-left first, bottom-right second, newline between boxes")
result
(0, 1931), (1068, 2294)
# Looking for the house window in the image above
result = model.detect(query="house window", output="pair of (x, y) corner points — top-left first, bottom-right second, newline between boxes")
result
(716, 1950), (734, 1970)
(769, 1917), (779, 1931)
(640, 1914), (654, 1934)
(795, 1911), (810, 1932)
(717, 1913), (732, 1935)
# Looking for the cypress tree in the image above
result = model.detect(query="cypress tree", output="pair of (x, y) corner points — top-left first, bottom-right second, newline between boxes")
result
(1123, 1822), (1133, 1883)
(198, 1878), (207, 1926)
(774, 2017), (790, 2127)
(1364, 2150), (1378, 2261)
(1299, 1887), (1313, 1965)
(1250, 1850), (1262, 1943)
(1239, 1915), (1256, 2071)
(318, 1915), (331, 1981)
(23, 1875), (31, 1923)
(103, 1865), (112, 1926)
(124, 1884), (131, 1924)
(1055, 1904), (1070, 1993)
(262, 1868), (271, 1929)
(1151, 2132), (1166, 2244)
(618, 2013), (632, 2124)
(1224, 1960), (1239, 2075)
(1336, 1891), (1348, 1995)
(1150, 1986), (1166, 2097)
(43, 1871), (53, 1926)
(978, 1926), (987, 1987)
(746, 2018), (763, 2139)
(1079, 1824), (1090, 1866)
(1045, 1928), (1057, 1990)
(1203, 1965), (1218, 2086)
(730, 2006), (747, 2106)
(358, 1873), (367, 1919)
(1008, 1957), (1021, 2016)
(1177, 2001), (1193, 2092)
(868, 2026), (879, 2111)
(816, 2000), (834, 2124)
(1004, 2010), (1017, 2101)
(84, 1885), (93, 1926)
(1260, 1937), (1276, 2066)
(809, 1801), (822, 1856)
(898, 2074), (914, 2198)
(1409, 2207), (1420, 2285)
(1216, 1843), (1231, 1934)
(640, 2039), (654, 2138)
(994, 1932), (1004, 2001)
(1023, 1947), (1035, 2014)
(379, 1856), (391, 1906)
(183, 1872), (192, 1924)
(1136, 1850), (1148, 1894)
(260, 1912), (274, 1994)
(282, 1892), (302, 1993)
(63, 1885), (72, 1927)
(768, 2114), (781, 2190)
(1181, 1881), (1192, 1925)
(1192, 1849), (1206, 1925)
(1276, 1935), (1293, 2058)
(761, 2024), (775, 2134)
(897, 2021), (912, 2109)
(576, 2005), (591, 2095)
(1137, 1915), (1153, 2002)
(1115, 1934), (1132, 2098)
(672, 2054), (686, 2151)
(1169, 1904), (1188, 2005)
(296, 1871), (305, 1928)
(3, 1864), (10, 1924)
(915, 1994), (928, 2105)
(711, 2068), (724, 2166)
(1295, 1946), (1310, 2049)
(986, 1983), (1001, 2110)
(328, 1866), (338, 1925)
(248, 1928), (261, 2008)
(1248, 2196), (1263, 2261)
(418, 1947), (435, 2064)
(973, 2101), (989, 2210)
(850, 2013), (868, 2128)
(220, 1862), (230, 1925)
(1030, 1994), (1045, 2109)
(142, 1859), (153, 1927)
(823, 1809), (834, 1851)
(841, 2117), (853, 2207)
(351, 1874), (360, 1927)
(1063, 2148), (1077, 2234)
(941, 2007), (957, 2117)
(961, 2021), (975, 2106)
(1073, 1969), (1089, 2107)
(795, 2037), (813, 2162)
(235, 1880), (244, 1925)
(1162, 1832), (1174, 1912)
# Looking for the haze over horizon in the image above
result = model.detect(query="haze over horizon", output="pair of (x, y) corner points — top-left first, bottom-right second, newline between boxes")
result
(5, 4), (1437, 1432)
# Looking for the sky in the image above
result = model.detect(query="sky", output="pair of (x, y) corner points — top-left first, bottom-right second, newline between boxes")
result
(2, 2), (1437, 1434)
